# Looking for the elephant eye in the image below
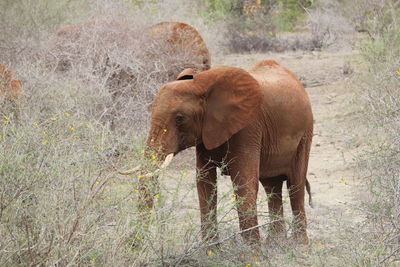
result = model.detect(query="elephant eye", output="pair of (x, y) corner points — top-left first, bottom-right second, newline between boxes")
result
(175, 114), (185, 125)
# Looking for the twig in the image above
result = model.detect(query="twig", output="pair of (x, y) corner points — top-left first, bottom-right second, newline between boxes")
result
(193, 220), (276, 251)
(379, 245), (400, 266)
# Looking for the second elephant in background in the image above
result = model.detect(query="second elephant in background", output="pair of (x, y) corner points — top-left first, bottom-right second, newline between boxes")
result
(47, 20), (211, 130)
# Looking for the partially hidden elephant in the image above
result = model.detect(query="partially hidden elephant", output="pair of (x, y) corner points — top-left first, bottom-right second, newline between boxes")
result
(48, 20), (211, 130)
(0, 63), (24, 118)
(122, 59), (314, 244)
(49, 20), (210, 74)
(145, 21), (211, 71)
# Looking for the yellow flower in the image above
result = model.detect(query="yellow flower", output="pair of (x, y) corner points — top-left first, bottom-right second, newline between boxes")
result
(134, 189), (139, 193)
(339, 179), (348, 185)
(396, 71), (400, 75)
(136, 235), (142, 240)
(140, 149), (145, 154)
(50, 116), (57, 121)
(32, 121), (38, 126)
(69, 126), (75, 131)
(163, 129), (167, 133)
(89, 258), (95, 264)
(231, 194), (237, 201)
(95, 180), (99, 185)
(64, 112), (71, 117)
(245, 264), (251, 267)
(155, 193), (160, 199)
(255, 261), (261, 265)
(42, 130), (48, 135)
(2, 116), (10, 125)
(0, 135), (2, 139)
(138, 174), (145, 179)
(41, 140), (47, 145)
(207, 250), (214, 256)
(151, 154), (156, 159)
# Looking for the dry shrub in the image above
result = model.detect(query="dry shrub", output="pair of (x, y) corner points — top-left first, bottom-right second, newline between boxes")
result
(345, 0), (400, 264)
(341, 0), (389, 33)
(307, 0), (356, 50)
(0, 0), (87, 64)
(0, 1), (228, 265)
(225, 0), (355, 53)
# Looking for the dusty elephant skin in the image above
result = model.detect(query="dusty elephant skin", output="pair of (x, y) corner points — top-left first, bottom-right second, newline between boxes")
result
(139, 59), (314, 245)
(0, 63), (24, 118)
(145, 21), (211, 71)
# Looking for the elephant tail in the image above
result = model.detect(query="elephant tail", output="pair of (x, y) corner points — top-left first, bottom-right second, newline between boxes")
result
(306, 179), (313, 208)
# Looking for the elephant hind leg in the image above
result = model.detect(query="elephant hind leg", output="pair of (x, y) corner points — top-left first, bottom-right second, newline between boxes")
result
(288, 132), (312, 244)
(260, 175), (286, 237)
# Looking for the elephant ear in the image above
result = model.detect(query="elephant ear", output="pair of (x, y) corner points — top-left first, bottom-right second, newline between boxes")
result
(177, 68), (195, 80)
(194, 66), (263, 150)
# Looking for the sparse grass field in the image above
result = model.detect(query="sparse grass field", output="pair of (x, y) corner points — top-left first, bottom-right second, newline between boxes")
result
(0, 0), (399, 266)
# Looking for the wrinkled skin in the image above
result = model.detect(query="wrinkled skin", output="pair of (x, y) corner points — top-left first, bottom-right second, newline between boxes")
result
(145, 60), (313, 244)
(0, 63), (24, 118)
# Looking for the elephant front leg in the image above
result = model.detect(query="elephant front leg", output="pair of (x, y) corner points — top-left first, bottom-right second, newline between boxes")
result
(231, 172), (260, 243)
(196, 163), (218, 243)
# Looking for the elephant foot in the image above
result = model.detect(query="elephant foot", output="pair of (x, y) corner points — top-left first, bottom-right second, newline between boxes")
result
(241, 228), (261, 246)
(267, 220), (287, 238)
(290, 231), (309, 245)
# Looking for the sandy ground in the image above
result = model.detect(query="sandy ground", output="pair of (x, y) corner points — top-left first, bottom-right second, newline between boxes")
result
(162, 48), (364, 249)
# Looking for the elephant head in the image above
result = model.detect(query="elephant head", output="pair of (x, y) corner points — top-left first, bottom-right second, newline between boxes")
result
(146, 66), (262, 156)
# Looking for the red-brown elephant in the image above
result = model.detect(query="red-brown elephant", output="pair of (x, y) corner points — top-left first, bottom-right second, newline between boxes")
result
(0, 63), (24, 118)
(50, 20), (210, 74)
(48, 20), (211, 130)
(145, 21), (211, 71)
(123, 59), (314, 245)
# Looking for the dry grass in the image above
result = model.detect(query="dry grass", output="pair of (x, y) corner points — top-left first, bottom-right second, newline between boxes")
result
(1, 0), (399, 266)
(0, 1), (218, 265)
(345, 0), (400, 265)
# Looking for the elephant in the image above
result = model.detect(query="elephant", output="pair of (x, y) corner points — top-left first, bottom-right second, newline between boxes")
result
(122, 59), (314, 244)
(47, 20), (211, 130)
(50, 20), (210, 73)
(0, 63), (24, 119)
